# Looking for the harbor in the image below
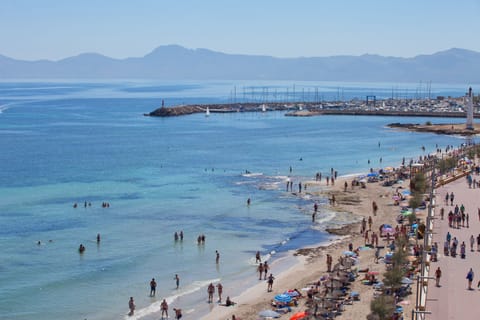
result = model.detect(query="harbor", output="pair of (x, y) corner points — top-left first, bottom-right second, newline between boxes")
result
(148, 88), (479, 120)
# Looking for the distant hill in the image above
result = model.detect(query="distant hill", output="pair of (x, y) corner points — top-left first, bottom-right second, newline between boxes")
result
(1, 45), (479, 82)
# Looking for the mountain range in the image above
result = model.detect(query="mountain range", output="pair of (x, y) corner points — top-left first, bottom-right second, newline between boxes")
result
(1, 45), (479, 82)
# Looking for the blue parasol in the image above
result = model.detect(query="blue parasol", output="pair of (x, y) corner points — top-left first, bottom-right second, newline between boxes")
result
(274, 293), (292, 303)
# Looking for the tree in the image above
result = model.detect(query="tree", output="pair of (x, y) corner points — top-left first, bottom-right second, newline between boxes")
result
(368, 295), (395, 320)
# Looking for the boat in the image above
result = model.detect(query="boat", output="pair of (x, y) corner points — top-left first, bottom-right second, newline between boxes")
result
(261, 104), (267, 112)
(205, 107), (210, 117)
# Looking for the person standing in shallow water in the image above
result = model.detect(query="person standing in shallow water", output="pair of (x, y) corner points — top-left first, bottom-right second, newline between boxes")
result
(263, 261), (269, 280)
(128, 297), (135, 316)
(207, 283), (215, 303)
(255, 251), (261, 263)
(160, 299), (168, 319)
(150, 278), (157, 297)
(174, 274), (180, 289)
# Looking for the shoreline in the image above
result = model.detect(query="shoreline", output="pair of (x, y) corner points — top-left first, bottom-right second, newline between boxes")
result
(199, 172), (415, 320)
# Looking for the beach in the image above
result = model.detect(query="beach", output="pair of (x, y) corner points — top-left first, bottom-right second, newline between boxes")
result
(200, 173), (418, 320)
(0, 81), (472, 320)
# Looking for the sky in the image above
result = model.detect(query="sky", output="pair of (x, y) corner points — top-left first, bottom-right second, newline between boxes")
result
(0, 0), (479, 61)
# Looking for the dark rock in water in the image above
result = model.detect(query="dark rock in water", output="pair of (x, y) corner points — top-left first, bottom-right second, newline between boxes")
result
(148, 105), (205, 117)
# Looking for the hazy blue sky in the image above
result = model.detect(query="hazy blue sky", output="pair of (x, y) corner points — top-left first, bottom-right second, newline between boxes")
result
(1, 0), (478, 61)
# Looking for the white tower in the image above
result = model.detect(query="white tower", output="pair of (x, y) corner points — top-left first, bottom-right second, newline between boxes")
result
(466, 87), (474, 130)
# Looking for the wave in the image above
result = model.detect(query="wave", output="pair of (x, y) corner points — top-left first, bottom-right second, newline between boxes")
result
(124, 277), (221, 320)
(0, 103), (13, 114)
(241, 172), (263, 177)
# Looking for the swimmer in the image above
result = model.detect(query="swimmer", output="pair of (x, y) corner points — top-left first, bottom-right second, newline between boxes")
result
(96, 233), (101, 243)
(247, 198), (251, 206)
(78, 244), (85, 253)
(216, 250), (220, 264)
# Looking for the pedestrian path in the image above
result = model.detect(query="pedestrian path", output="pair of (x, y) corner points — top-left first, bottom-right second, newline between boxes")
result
(426, 178), (480, 320)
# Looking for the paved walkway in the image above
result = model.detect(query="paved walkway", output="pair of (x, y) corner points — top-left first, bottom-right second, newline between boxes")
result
(425, 178), (480, 320)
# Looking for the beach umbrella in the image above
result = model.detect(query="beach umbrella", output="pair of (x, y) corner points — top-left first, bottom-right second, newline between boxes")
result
(274, 293), (292, 303)
(401, 190), (411, 196)
(382, 227), (394, 235)
(258, 310), (281, 318)
(401, 277), (414, 285)
(343, 251), (356, 256)
(384, 166), (394, 172)
(290, 311), (308, 320)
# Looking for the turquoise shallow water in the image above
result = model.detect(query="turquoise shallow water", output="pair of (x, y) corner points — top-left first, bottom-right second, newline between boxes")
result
(0, 80), (474, 320)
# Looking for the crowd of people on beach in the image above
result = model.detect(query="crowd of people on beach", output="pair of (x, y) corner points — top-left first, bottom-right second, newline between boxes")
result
(125, 142), (477, 320)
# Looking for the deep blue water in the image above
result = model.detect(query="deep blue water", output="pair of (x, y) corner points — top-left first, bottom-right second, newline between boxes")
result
(0, 80), (474, 320)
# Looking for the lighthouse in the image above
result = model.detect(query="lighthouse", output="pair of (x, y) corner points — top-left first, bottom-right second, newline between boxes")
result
(466, 87), (474, 130)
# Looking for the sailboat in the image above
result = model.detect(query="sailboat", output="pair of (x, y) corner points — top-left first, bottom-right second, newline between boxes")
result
(205, 107), (210, 117)
(261, 104), (267, 112)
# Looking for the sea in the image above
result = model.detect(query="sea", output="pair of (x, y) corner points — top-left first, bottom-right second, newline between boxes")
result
(0, 80), (476, 320)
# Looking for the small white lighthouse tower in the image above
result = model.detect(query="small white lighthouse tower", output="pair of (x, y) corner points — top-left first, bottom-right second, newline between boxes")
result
(466, 87), (474, 130)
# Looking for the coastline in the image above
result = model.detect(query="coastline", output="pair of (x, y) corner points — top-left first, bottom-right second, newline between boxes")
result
(199, 173), (416, 320)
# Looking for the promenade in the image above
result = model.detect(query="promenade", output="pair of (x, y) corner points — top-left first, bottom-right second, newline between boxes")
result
(426, 177), (480, 320)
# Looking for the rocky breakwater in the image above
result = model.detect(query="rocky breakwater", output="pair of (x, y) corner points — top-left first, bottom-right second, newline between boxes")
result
(388, 122), (480, 135)
(147, 105), (206, 117)
(147, 103), (293, 117)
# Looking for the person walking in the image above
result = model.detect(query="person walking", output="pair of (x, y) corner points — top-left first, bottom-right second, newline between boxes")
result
(207, 283), (215, 303)
(263, 261), (269, 280)
(257, 262), (264, 280)
(216, 283), (223, 302)
(435, 267), (442, 287)
(467, 268), (474, 290)
(267, 273), (275, 292)
(160, 299), (168, 319)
